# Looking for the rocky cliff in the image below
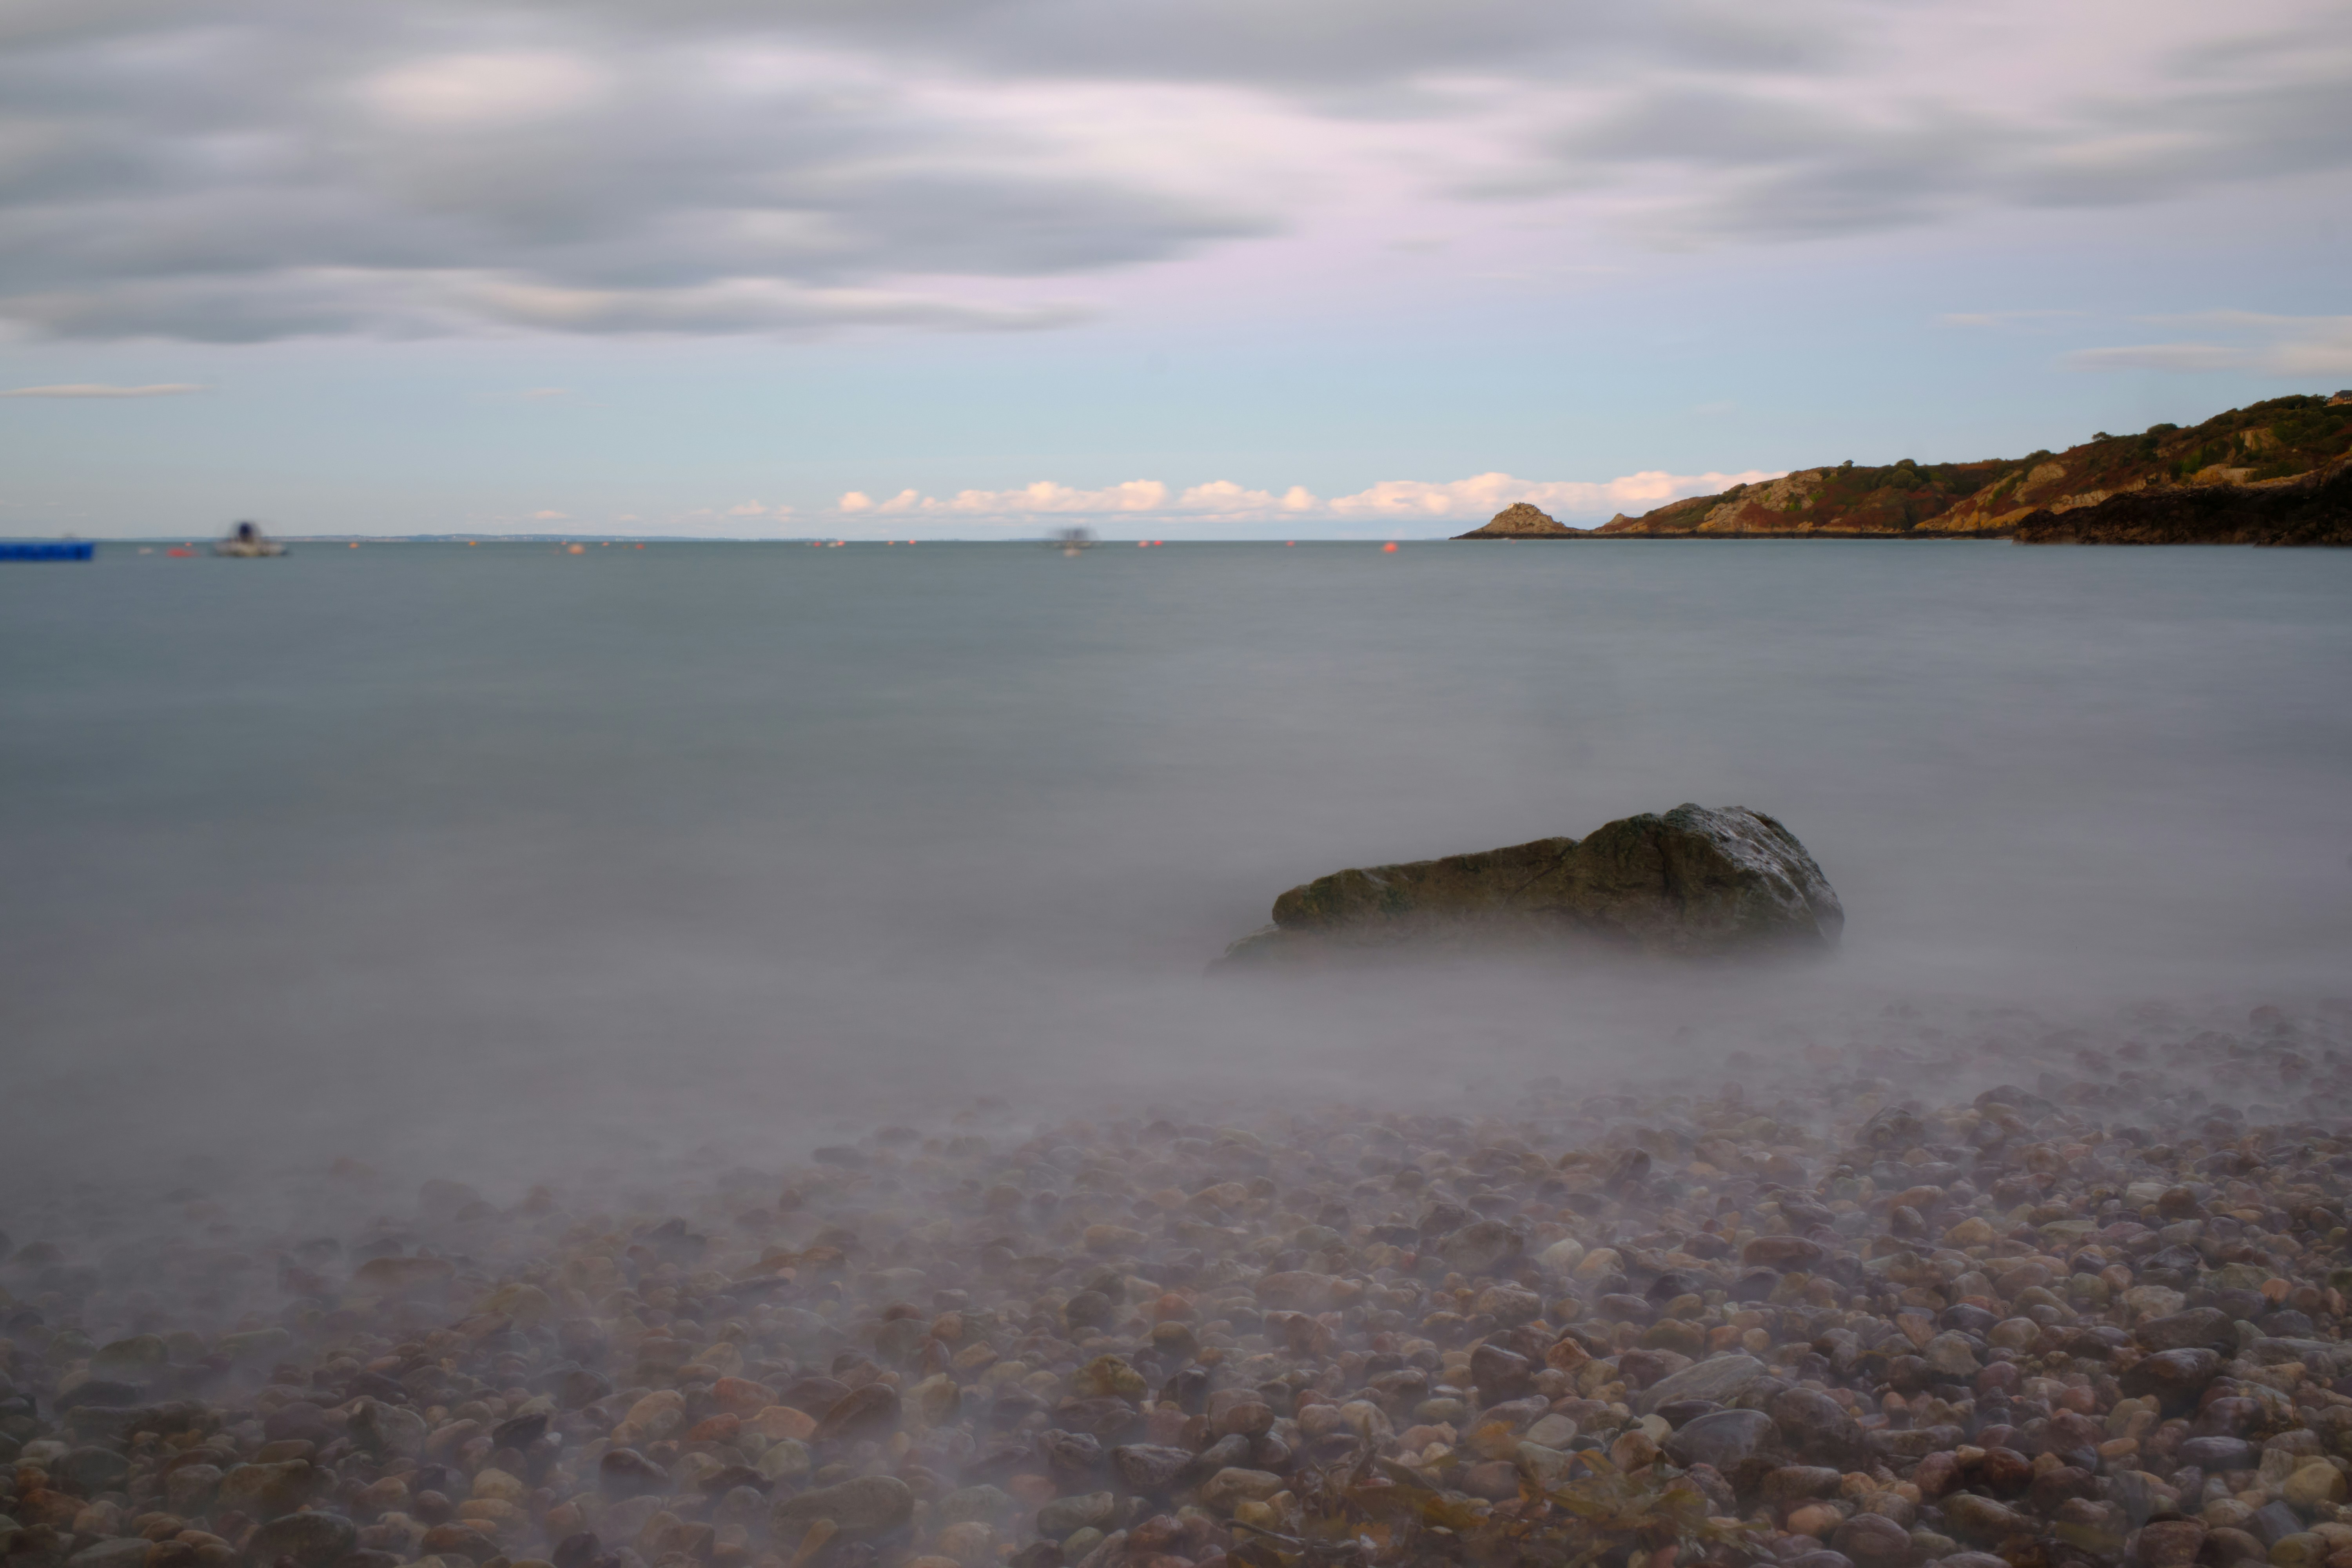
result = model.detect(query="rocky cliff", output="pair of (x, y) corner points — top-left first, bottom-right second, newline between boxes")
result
(1456, 392), (2352, 543)
(2011, 456), (2352, 546)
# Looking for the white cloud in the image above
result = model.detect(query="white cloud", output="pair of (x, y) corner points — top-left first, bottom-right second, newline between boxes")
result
(1176, 481), (1320, 514)
(2063, 313), (2352, 376)
(0, 382), (207, 397)
(824, 468), (1774, 526)
(838, 480), (1171, 515)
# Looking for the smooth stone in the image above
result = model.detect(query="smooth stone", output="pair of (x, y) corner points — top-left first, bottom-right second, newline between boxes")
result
(245, 1511), (359, 1568)
(1198, 1470), (1285, 1511)
(1941, 1494), (2034, 1544)
(772, 1475), (914, 1536)
(1036, 1493), (1116, 1540)
(1664, 1408), (1780, 1473)
(1768, 1387), (1864, 1468)
(1634, 1354), (1769, 1415)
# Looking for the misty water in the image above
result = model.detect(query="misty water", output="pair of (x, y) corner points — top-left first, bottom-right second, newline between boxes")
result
(5, 540), (2349, 1199)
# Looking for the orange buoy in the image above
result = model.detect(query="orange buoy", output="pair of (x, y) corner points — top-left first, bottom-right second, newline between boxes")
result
(1382, 541), (1399, 552)
(567, 543), (585, 554)
(349, 541), (360, 548)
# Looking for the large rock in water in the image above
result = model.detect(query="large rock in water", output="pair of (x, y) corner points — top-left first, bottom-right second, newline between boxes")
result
(1453, 502), (1581, 539)
(1218, 803), (1840, 966)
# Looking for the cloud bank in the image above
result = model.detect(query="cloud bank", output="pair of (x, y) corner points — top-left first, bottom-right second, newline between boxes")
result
(834, 468), (1776, 527)
(0, 0), (2345, 341)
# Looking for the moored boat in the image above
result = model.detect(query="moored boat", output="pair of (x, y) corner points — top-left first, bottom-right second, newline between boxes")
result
(214, 520), (287, 557)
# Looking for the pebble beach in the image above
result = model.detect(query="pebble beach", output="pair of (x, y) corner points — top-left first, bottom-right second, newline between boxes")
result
(8, 1000), (2352, 1568)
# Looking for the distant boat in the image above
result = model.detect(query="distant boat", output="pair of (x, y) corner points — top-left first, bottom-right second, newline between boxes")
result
(214, 520), (287, 557)
(0, 541), (93, 561)
(1046, 526), (1095, 557)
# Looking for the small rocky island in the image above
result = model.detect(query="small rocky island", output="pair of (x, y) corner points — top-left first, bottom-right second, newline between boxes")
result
(1456, 503), (1578, 540)
(1218, 804), (1842, 967)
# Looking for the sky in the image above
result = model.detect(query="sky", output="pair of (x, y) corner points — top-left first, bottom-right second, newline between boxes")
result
(0, 0), (2347, 539)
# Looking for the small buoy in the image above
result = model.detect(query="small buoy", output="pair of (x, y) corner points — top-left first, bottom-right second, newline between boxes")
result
(349, 541), (360, 548)
(635, 543), (644, 549)
(468, 540), (477, 546)
(1286, 541), (1295, 546)
(1137, 540), (1148, 547)
(567, 543), (585, 554)
(1382, 541), (1399, 552)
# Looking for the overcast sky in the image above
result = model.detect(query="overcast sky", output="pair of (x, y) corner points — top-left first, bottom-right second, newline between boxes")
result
(2, 0), (2347, 537)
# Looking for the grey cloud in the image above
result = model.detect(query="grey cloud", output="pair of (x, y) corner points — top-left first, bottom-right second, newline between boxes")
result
(1477, 5), (2352, 244)
(1509, 91), (2016, 241)
(6, 0), (2344, 341)
(566, 0), (1855, 92)
(0, 2), (1269, 341)
(15, 0), (1857, 345)
(4, 270), (1089, 344)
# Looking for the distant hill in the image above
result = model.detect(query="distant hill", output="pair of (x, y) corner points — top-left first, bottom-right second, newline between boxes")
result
(1454, 392), (2352, 544)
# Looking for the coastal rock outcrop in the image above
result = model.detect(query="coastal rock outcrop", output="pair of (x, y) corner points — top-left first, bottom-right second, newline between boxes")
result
(2011, 456), (2350, 546)
(1454, 503), (1580, 540)
(1588, 392), (2352, 542)
(1218, 802), (1840, 966)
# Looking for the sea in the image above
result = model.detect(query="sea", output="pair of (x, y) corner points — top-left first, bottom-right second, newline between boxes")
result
(4, 539), (2348, 1193)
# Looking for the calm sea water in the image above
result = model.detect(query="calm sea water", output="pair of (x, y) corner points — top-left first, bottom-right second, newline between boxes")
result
(4, 540), (2348, 1186)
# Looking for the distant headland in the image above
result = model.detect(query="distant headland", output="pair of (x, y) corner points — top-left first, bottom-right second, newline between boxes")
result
(1458, 391), (2352, 545)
